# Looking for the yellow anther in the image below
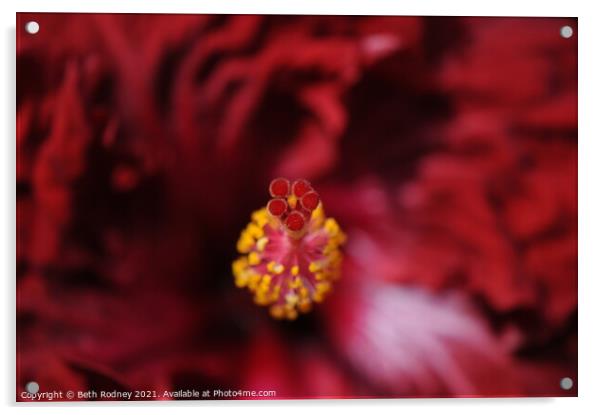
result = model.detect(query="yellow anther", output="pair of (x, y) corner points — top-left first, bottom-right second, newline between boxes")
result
(236, 234), (255, 253)
(252, 209), (269, 227)
(246, 223), (264, 239)
(323, 243), (335, 255)
(324, 218), (340, 235)
(291, 265), (300, 276)
(316, 281), (332, 294)
(289, 276), (302, 289)
(287, 194), (297, 207)
(310, 204), (325, 220)
(254, 295), (271, 306)
(234, 274), (249, 288)
(299, 300), (312, 313)
(298, 286), (309, 298)
(285, 293), (299, 305)
(248, 251), (261, 266)
(232, 257), (248, 277)
(247, 273), (262, 290)
(309, 261), (321, 273)
(256, 236), (269, 252)
(269, 305), (285, 319)
(266, 261), (285, 275)
(314, 272), (326, 281)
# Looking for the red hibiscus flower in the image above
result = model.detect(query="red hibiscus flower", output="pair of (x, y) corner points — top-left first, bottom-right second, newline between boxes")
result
(17, 14), (576, 400)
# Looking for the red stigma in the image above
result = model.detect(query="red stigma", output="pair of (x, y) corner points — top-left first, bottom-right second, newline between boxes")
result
(267, 198), (288, 217)
(285, 211), (306, 232)
(266, 178), (320, 236)
(300, 191), (320, 211)
(269, 178), (290, 198)
(292, 179), (312, 198)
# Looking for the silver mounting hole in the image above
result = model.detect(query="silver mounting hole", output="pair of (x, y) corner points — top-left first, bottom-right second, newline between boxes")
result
(25, 381), (39, 394)
(560, 377), (573, 390)
(560, 25), (573, 39)
(25, 21), (40, 35)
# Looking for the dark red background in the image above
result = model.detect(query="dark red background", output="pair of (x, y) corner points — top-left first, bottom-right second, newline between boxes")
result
(16, 14), (577, 399)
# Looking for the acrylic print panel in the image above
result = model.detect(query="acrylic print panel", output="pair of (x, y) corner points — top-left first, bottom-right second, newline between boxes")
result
(16, 13), (577, 401)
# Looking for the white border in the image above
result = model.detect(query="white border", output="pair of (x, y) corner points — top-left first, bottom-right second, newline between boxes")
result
(9, 0), (582, 16)
(3, 1), (601, 414)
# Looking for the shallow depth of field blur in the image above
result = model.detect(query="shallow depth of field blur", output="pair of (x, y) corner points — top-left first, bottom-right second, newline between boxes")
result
(16, 14), (577, 399)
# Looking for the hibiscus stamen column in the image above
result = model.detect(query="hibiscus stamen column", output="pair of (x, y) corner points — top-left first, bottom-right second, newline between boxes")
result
(233, 178), (346, 320)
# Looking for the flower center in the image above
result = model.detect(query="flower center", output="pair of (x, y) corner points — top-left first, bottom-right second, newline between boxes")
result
(233, 178), (346, 320)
